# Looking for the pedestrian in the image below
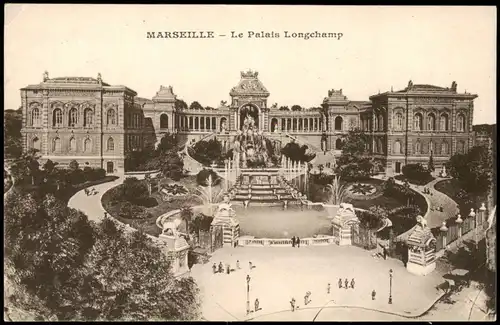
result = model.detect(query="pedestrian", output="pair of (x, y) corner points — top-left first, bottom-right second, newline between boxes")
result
(226, 264), (230, 274)
(327, 283), (331, 294)
(344, 278), (349, 289)
(84, 188), (88, 196)
(254, 298), (260, 312)
(304, 293), (309, 305)
(350, 278), (355, 289)
(383, 247), (387, 260)
(218, 262), (223, 274)
(338, 278), (343, 289)
(292, 236), (296, 247)
(212, 263), (217, 274)
(290, 298), (296, 312)
(296, 237), (300, 248)
(236, 260), (240, 269)
(249, 261), (253, 270)
(372, 289), (376, 300)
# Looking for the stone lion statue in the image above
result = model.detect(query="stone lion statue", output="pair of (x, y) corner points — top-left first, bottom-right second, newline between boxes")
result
(162, 219), (181, 235)
(339, 203), (355, 215)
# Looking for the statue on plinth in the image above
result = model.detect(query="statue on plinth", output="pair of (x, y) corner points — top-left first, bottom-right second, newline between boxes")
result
(440, 165), (448, 178)
(416, 215), (428, 229)
(161, 218), (182, 236)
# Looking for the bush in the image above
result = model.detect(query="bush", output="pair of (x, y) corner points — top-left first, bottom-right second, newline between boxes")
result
(118, 202), (151, 219)
(401, 163), (433, 185)
(196, 169), (220, 186)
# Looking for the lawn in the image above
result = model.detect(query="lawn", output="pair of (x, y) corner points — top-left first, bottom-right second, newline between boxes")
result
(343, 178), (405, 211)
(434, 178), (487, 205)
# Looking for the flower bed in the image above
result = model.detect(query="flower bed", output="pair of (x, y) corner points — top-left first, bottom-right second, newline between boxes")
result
(161, 184), (188, 196)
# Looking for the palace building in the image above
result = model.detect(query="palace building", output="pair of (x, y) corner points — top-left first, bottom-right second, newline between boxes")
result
(20, 70), (477, 175)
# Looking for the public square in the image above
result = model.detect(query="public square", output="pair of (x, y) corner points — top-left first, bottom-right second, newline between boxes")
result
(191, 245), (444, 321)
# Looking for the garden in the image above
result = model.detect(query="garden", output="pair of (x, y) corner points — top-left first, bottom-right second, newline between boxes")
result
(101, 170), (224, 237)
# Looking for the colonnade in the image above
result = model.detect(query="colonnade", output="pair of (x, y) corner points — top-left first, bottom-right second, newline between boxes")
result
(270, 117), (323, 132)
(176, 115), (227, 132)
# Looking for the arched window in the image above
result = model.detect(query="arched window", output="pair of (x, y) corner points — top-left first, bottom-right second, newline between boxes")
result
(395, 113), (403, 131)
(212, 117), (216, 130)
(334, 116), (343, 131)
(440, 113), (449, 131)
(53, 108), (63, 127)
(415, 140), (421, 154)
(206, 117), (210, 130)
(52, 137), (61, 153)
(220, 117), (227, 132)
(414, 113), (423, 131)
(336, 138), (343, 150)
(427, 113), (436, 131)
(271, 118), (278, 132)
(194, 116), (199, 130)
(69, 137), (77, 152)
(429, 141), (435, 154)
(441, 141), (448, 155)
(457, 141), (465, 154)
(457, 113), (466, 132)
(378, 114), (384, 131)
(160, 114), (169, 129)
(68, 107), (78, 127)
(378, 138), (384, 154)
(374, 115), (378, 131)
(32, 137), (40, 151)
(394, 140), (402, 154)
(107, 137), (114, 151)
(107, 109), (116, 125)
(84, 108), (93, 127)
(30, 107), (41, 127)
(84, 138), (92, 153)
(189, 116), (193, 130)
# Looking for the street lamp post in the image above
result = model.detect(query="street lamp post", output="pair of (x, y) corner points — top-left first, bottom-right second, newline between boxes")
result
(388, 269), (393, 304)
(246, 274), (251, 315)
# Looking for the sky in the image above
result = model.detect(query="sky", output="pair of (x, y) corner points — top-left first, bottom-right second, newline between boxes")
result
(4, 5), (497, 124)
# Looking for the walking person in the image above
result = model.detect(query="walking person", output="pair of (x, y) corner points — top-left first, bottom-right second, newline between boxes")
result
(292, 236), (296, 247)
(344, 278), (349, 290)
(296, 237), (300, 248)
(383, 246), (387, 260)
(254, 298), (260, 312)
(226, 264), (231, 274)
(350, 278), (355, 289)
(327, 283), (331, 294)
(249, 261), (253, 270)
(304, 292), (311, 306)
(236, 260), (240, 270)
(212, 263), (217, 274)
(218, 262), (223, 274)
(372, 289), (376, 300)
(338, 278), (343, 289)
(290, 298), (296, 312)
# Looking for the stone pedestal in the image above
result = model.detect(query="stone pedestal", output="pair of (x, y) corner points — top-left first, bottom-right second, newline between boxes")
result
(158, 222), (190, 277)
(331, 203), (359, 246)
(211, 201), (240, 248)
(405, 216), (437, 276)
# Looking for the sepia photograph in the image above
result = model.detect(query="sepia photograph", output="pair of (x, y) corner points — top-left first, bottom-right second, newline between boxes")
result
(3, 4), (497, 322)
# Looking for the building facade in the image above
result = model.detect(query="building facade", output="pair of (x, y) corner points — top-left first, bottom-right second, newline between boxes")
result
(20, 71), (478, 175)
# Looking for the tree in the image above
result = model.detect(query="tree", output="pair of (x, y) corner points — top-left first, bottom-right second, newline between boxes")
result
(325, 175), (347, 205)
(69, 160), (80, 172)
(447, 146), (493, 200)
(120, 177), (150, 205)
(278, 106), (290, 111)
(4, 108), (23, 159)
(291, 105), (303, 111)
(189, 138), (223, 166)
(189, 101), (204, 110)
(336, 129), (373, 180)
(10, 149), (41, 185)
(428, 151), (435, 172)
(156, 132), (179, 154)
(179, 207), (194, 235)
(175, 99), (188, 111)
(5, 192), (201, 321)
(4, 193), (95, 320)
(402, 163), (432, 185)
(281, 142), (315, 163)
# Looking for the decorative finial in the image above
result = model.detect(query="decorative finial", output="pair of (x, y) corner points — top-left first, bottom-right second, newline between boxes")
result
(43, 71), (49, 82)
(408, 80), (413, 88)
(391, 86), (393, 92)
(451, 81), (457, 91)
(241, 70), (258, 78)
(97, 72), (102, 83)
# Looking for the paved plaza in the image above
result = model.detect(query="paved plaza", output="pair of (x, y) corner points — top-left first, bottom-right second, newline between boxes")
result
(190, 245), (444, 321)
